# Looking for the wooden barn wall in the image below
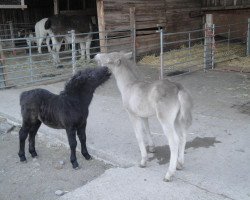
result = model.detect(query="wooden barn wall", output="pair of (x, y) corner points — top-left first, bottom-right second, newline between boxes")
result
(164, 0), (203, 50)
(101, 0), (166, 55)
(209, 9), (250, 42)
(165, 0), (202, 32)
(101, 0), (203, 55)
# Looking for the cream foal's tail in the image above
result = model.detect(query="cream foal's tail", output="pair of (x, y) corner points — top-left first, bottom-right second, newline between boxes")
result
(177, 87), (193, 129)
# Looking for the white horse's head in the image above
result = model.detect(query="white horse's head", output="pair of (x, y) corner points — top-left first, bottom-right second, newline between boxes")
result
(95, 51), (133, 71)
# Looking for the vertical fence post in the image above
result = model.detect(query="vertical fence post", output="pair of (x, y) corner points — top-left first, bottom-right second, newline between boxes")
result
(204, 14), (214, 71)
(132, 28), (136, 63)
(28, 38), (33, 82)
(8, 21), (15, 54)
(211, 24), (215, 69)
(130, 7), (136, 63)
(188, 32), (191, 56)
(0, 41), (7, 88)
(228, 24), (231, 51)
(157, 25), (164, 79)
(70, 30), (76, 74)
(247, 18), (250, 56)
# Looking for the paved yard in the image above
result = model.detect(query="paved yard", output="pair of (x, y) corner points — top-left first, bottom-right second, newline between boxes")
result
(0, 65), (249, 200)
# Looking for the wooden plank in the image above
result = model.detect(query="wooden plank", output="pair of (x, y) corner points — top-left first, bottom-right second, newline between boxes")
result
(0, 5), (27, 9)
(53, 0), (59, 15)
(97, 0), (107, 53)
(60, 9), (97, 16)
(202, 4), (250, 10)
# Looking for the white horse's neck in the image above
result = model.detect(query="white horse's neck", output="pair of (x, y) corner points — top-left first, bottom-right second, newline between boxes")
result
(113, 60), (137, 96)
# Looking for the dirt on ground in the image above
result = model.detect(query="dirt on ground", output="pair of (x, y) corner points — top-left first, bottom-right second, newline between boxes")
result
(0, 118), (112, 200)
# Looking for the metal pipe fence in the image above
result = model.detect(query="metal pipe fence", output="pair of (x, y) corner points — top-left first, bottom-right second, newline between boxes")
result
(0, 28), (134, 89)
(0, 21), (249, 89)
(157, 21), (248, 78)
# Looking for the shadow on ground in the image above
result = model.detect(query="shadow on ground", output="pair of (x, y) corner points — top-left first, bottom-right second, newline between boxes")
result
(149, 137), (221, 165)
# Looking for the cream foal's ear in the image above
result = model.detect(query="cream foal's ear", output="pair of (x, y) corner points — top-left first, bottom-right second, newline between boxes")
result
(114, 58), (121, 65)
(124, 52), (133, 60)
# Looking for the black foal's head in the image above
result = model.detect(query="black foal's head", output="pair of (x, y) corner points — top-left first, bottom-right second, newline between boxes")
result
(63, 67), (111, 95)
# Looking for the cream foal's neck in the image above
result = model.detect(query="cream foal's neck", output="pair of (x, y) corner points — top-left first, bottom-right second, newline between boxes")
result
(113, 61), (138, 96)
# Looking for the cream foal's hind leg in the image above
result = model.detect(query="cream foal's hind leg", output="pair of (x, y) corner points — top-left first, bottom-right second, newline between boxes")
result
(141, 118), (155, 153)
(175, 119), (187, 170)
(156, 104), (180, 182)
(128, 112), (148, 167)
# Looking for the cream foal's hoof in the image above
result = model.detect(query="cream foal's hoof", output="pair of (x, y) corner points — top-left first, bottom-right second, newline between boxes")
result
(176, 162), (184, 170)
(163, 173), (173, 182)
(139, 159), (147, 168)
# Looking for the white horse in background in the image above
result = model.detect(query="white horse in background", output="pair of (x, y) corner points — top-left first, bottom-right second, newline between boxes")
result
(44, 15), (94, 60)
(35, 18), (52, 53)
(95, 52), (193, 182)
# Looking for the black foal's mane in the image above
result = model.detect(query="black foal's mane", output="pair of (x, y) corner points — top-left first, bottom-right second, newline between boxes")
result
(62, 70), (88, 95)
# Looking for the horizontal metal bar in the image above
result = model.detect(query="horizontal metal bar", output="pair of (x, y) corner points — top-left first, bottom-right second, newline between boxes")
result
(215, 22), (247, 28)
(164, 37), (205, 45)
(164, 28), (205, 36)
(165, 56), (206, 67)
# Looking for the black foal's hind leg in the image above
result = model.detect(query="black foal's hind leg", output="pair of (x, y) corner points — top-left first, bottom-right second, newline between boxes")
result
(66, 128), (79, 169)
(18, 125), (30, 162)
(28, 121), (41, 158)
(77, 122), (92, 160)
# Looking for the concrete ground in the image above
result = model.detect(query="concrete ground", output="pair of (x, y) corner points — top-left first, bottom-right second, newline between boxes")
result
(0, 118), (111, 200)
(0, 65), (249, 200)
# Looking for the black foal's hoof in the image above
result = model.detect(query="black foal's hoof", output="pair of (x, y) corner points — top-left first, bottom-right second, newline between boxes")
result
(72, 161), (79, 169)
(19, 155), (27, 163)
(30, 151), (38, 158)
(83, 153), (92, 160)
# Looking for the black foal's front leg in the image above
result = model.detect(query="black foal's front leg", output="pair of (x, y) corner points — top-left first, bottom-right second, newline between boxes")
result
(77, 122), (92, 160)
(66, 128), (79, 169)
(28, 121), (41, 158)
(18, 125), (29, 162)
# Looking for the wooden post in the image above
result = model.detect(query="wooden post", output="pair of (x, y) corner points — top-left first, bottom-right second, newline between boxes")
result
(97, 0), (107, 53)
(130, 7), (136, 63)
(54, 0), (59, 15)
(204, 14), (214, 70)
(0, 41), (8, 88)
(247, 18), (250, 56)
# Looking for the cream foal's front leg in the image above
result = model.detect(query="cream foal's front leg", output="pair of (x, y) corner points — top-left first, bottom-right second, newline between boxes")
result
(128, 112), (148, 167)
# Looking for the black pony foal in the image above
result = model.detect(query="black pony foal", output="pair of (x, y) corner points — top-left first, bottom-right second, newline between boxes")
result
(18, 67), (111, 169)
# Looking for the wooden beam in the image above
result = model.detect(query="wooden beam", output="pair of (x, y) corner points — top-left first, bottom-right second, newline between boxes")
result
(202, 5), (250, 11)
(60, 8), (96, 16)
(97, 0), (107, 53)
(0, 5), (27, 9)
(53, 0), (59, 15)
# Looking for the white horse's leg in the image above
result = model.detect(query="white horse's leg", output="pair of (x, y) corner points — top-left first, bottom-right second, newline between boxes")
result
(37, 38), (43, 54)
(142, 118), (155, 153)
(50, 34), (58, 52)
(85, 37), (92, 60)
(45, 37), (51, 52)
(128, 112), (148, 167)
(80, 42), (86, 60)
